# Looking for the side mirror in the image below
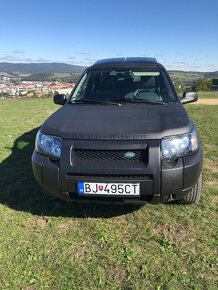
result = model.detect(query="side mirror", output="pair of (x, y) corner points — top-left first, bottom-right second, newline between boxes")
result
(53, 93), (67, 105)
(181, 92), (198, 104)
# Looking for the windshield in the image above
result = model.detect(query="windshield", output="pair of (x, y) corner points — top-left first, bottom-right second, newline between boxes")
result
(70, 69), (177, 103)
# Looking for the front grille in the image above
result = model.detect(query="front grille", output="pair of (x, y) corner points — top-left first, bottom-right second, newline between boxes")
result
(67, 174), (152, 180)
(73, 149), (145, 162)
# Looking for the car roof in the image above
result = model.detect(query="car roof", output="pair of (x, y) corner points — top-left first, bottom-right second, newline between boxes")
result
(95, 57), (157, 65)
(87, 57), (165, 70)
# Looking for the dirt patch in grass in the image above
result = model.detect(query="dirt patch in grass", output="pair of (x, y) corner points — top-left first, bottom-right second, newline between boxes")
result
(46, 109), (56, 115)
(36, 216), (48, 228)
(194, 99), (218, 105)
(204, 159), (218, 174)
(65, 243), (90, 259)
(206, 180), (218, 187)
(58, 219), (75, 232)
(168, 226), (197, 242)
(204, 159), (218, 187)
(210, 195), (218, 204)
(153, 223), (197, 242)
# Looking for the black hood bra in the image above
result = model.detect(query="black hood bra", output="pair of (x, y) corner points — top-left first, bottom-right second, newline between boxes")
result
(41, 102), (193, 140)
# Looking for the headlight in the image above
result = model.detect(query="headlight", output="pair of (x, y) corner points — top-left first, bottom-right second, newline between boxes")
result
(35, 130), (62, 160)
(161, 130), (199, 162)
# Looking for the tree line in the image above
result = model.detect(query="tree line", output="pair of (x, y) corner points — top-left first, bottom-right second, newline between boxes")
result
(174, 78), (212, 93)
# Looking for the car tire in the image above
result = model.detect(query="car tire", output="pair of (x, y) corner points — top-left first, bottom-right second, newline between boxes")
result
(180, 171), (202, 204)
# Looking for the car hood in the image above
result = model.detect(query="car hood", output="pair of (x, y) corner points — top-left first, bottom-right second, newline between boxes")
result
(41, 103), (194, 140)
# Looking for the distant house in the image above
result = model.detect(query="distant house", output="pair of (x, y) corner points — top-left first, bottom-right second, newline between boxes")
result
(210, 79), (218, 91)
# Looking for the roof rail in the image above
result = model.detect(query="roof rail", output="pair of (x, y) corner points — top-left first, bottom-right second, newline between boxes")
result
(94, 57), (157, 65)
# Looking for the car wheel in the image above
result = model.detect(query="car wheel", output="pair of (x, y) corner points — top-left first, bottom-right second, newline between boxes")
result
(180, 171), (202, 204)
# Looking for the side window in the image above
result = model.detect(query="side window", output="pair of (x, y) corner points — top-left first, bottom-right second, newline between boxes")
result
(72, 74), (90, 100)
(159, 73), (175, 101)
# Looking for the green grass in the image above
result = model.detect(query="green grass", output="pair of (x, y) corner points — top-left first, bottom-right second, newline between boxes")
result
(0, 71), (12, 77)
(198, 91), (218, 99)
(0, 99), (217, 289)
(53, 72), (73, 78)
(178, 91), (218, 100)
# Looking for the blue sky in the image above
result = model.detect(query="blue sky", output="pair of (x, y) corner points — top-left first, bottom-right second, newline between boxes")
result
(0, 0), (217, 71)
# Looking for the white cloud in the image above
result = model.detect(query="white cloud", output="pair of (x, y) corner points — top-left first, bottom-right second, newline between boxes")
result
(165, 60), (218, 72)
(12, 50), (25, 54)
(76, 51), (90, 55)
(0, 55), (51, 63)
(83, 57), (98, 62)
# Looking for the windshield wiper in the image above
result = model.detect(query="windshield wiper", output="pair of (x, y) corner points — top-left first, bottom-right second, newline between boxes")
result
(111, 98), (167, 105)
(128, 99), (166, 105)
(71, 99), (121, 106)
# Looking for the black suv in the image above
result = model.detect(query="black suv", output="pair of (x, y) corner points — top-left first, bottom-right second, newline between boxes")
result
(32, 57), (203, 204)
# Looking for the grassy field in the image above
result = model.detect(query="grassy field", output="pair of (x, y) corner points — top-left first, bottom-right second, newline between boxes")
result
(0, 71), (12, 77)
(198, 91), (218, 99)
(0, 98), (217, 289)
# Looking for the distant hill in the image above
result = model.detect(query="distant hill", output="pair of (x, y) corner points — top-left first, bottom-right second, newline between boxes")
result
(22, 72), (81, 83)
(1, 62), (218, 86)
(168, 70), (204, 75)
(204, 71), (218, 78)
(0, 62), (86, 74)
(168, 70), (218, 86)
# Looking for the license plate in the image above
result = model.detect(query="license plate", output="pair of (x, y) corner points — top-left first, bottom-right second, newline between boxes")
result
(78, 182), (140, 195)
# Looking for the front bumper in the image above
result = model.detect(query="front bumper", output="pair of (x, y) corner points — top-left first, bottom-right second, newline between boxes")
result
(32, 140), (203, 204)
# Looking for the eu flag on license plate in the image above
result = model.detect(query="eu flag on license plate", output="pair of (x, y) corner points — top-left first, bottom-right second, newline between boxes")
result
(78, 182), (85, 194)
